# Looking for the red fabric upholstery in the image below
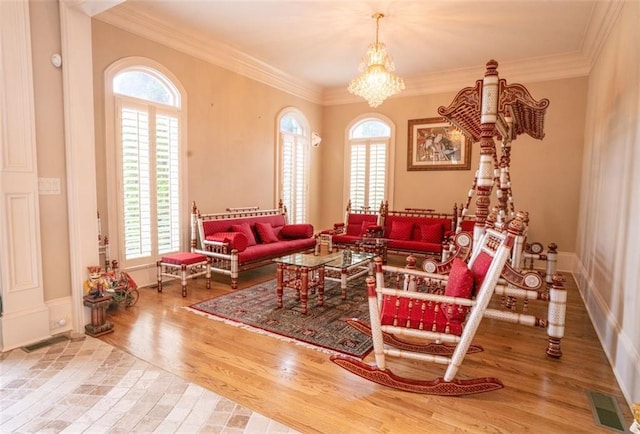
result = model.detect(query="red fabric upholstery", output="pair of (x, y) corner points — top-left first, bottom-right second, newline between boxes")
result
(202, 214), (286, 240)
(388, 220), (413, 240)
(280, 224), (313, 239)
(255, 222), (279, 244)
(231, 222), (257, 246)
(386, 239), (442, 254)
(442, 258), (474, 321)
(345, 214), (378, 236)
(420, 223), (444, 243)
(380, 294), (463, 336)
(160, 252), (207, 266)
(460, 219), (475, 232)
(331, 234), (362, 245)
(236, 237), (316, 263)
(471, 251), (493, 295)
(205, 232), (248, 252)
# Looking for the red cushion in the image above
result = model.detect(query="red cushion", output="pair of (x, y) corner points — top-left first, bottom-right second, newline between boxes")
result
(470, 251), (493, 295)
(360, 221), (381, 236)
(205, 232), (248, 252)
(161, 252), (207, 266)
(254, 222), (279, 244)
(388, 220), (413, 240)
(420, 223), (444, 243)
(443, 258), (474, 321)
(380, 295), (463, 336)
(280, 224), (313, 239)
(231, 222), (257, 246)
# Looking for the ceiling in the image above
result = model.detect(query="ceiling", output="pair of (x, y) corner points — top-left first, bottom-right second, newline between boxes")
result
(95, 1), (621, 105)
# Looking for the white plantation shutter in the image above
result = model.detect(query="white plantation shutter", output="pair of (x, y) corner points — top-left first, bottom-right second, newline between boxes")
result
(155, 113), (180, 254)
(350, 141), (367, 209)
(120, 104), (152, 259)
(349, 137), (389, 211)
(280, 132), (308, 223)
(368, 141), (387, 209)
(117, 99), (181, 267)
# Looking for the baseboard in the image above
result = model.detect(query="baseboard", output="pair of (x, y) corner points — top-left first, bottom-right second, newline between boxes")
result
(46, 296), (73, 334)
(574, 258), (640, 406)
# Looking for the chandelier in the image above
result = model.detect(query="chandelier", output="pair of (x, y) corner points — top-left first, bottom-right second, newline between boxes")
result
(348, 13), (405, 108)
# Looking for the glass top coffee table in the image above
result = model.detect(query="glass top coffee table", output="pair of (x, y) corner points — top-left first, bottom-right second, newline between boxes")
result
(324, 251), (375, 300)
(273, 251), (375, 314)
(273, 252), (342, 314)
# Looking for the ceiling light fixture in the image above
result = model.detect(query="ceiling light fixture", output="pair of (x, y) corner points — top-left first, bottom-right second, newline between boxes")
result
(348, 12), (405, 108)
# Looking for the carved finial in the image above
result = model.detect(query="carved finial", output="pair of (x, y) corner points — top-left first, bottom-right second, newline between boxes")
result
(485, 59), (499, 75)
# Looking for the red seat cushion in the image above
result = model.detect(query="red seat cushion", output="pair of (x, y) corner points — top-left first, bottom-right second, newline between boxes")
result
(231, 222), (257, 246)
(442, 258), (474, 321)
(161, 252), (207, 266)
(254, 222), (279, 244)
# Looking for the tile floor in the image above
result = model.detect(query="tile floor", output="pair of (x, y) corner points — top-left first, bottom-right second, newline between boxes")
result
(0, 336), (299, 434)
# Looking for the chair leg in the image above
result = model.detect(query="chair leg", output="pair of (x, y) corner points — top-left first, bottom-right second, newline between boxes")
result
(181, 264), (187, 297)
(156, 260), (163, 293)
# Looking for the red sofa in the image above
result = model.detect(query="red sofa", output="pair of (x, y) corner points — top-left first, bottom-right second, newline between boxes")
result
(191, 202), (315, 288)
(379, 202), (458, 260)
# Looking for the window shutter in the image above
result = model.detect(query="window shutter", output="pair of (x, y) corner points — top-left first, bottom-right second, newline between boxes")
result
(368, 141), (387, 209)
(155, 113), (180, 254)
(120, 105), (152, 259)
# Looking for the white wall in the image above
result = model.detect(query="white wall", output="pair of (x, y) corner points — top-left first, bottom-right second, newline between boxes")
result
(575, 1), (640, 405)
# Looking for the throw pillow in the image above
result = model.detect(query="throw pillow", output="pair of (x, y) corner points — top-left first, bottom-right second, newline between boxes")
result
(388, 220), (413, 241)
(280, 224), (313, 239)
(230, 222), (257, 246)
(420, 223), (444, 243)
(470, 251), (493, 295)
(360, 221), (379, 236)
(442, 258), (474, 321)
(254, 222), (279, 244)
(205, 232), (248, 252)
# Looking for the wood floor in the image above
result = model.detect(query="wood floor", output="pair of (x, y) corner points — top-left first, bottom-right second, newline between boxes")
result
(100, 260), (632, 433)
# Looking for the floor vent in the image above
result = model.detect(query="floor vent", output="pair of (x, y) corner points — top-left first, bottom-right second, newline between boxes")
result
(586, 389), (628, 432)
(22, 335), (69, 353)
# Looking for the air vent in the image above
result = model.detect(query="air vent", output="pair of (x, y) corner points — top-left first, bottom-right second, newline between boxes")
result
(586, 389), (628, 432)
(22, 335), (68, 353)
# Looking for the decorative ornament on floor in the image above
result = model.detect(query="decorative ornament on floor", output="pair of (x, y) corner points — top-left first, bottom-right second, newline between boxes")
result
(348, 12), (405, 108)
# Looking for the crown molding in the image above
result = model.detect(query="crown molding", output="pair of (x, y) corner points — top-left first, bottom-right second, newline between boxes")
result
(96, 1), (623, 107)
(581, 0), (625, 65)
(323, 52), (592, 106)
(95, 6), (324, 104)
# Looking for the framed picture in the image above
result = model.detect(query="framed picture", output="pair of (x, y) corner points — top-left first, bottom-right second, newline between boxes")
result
(407, 117), (471, 171)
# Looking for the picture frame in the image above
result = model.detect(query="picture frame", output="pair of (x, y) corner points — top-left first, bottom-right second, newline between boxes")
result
(407, 117), (471, 171)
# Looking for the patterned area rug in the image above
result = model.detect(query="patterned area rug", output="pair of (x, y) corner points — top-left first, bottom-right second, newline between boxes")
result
(186, 277), (372, 358)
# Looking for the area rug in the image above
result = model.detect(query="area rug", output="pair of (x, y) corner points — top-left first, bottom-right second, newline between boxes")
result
(185, 277), (373, 358)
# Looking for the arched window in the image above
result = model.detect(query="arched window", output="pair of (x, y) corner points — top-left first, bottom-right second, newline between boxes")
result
(345, 115), (395, 210)
(277, 108), (310, 223)
(105, 58), (186, 270)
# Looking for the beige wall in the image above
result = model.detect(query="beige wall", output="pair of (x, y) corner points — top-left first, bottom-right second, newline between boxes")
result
(91, 20), (323, 247)
(576, 1), (639, 404)
(30, 0), (71, 301)
(321, 76), (587, 253)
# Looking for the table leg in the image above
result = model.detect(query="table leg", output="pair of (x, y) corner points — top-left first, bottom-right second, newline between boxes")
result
(341, 268), (348, 299)
(276, 263), (284, 309)
(318, 267), (325, 306)
(300, 267), (309, 314)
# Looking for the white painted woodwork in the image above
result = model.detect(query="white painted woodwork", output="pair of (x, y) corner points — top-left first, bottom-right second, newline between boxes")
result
(0, 0), (49, 351)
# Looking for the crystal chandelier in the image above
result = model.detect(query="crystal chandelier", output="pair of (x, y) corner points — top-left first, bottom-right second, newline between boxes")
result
(348, 13), (405, 108)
